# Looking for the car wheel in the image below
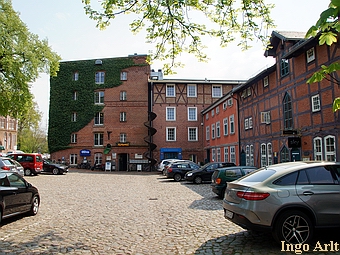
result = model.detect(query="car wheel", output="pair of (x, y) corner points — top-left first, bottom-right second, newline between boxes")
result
(173, 173), (182, 182)
(24, 168), (32, 176)
(29, 195), (39, 216)
(193, 176), (203, 184)
(273, 210), (313, 244)
(52, 168), (59, 175)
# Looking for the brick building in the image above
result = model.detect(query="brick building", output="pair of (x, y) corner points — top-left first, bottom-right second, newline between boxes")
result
(48, 54), (151, 171)
(149, 72), (245, 165)
(0, 116), (17, 155)
(203, 31), (339, 168)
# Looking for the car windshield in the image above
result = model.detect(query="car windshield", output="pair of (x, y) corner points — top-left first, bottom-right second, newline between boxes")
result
(238, 168), (276, 182)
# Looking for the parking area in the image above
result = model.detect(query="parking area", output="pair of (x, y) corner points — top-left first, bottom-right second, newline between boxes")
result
(0, 169), (339, 255)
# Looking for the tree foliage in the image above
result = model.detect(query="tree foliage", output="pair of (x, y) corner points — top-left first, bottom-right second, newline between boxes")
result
(82, 0), (274, 74)
(0, 0), (61, 118)
(306, 0), (340, 112)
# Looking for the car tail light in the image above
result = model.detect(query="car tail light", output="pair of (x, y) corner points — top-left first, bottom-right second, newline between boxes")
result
(168, 168), (172, 173)
(215, 178), (222, 184)
(1, 166), (10, 170)
(236, 191), (270, 200)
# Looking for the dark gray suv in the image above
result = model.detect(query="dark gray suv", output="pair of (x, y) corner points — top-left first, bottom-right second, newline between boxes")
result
(223, 161), (340, 244)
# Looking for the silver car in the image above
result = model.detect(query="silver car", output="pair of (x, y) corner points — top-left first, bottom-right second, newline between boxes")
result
(223, 161), (340, 244)
(0, 157), (24, 176)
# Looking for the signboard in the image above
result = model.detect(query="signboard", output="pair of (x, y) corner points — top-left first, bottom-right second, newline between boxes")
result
(105, 162), (111, 171)
(80, 149), (91, 156)
(288, 137), (301, 148)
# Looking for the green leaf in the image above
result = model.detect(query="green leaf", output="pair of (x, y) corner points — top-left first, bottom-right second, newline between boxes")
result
(333, 97), (340, 112)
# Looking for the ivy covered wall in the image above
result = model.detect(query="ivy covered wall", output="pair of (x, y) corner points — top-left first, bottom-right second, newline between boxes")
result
(48, 56), (145, 153)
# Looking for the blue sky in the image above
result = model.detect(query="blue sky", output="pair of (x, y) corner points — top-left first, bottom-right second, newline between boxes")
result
(11, 0), (330, 128)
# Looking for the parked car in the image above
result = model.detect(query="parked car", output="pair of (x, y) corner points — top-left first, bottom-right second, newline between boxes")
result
(223, 161), (340, 244)
(8, 153), (43, 176)
(185, 162), (236, 184)
(211, 166), (257, 198)
(43, 159), (69, 175)
(0, 157), (24, 176)
(0, 170), (40, 223)
(166, 161), (200, 181)
(162, 159), (195, 176)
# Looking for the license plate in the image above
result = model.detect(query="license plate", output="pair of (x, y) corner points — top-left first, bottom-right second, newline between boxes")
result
(224, 209), (234, 219)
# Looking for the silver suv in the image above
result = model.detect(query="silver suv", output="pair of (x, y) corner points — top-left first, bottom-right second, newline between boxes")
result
(223, 161), (340, 244)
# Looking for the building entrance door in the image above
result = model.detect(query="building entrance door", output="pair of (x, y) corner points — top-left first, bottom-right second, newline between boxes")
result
(118, 153), (128, 171)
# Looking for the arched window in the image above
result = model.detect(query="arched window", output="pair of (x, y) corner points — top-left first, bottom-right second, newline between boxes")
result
(283, 92), (293, 130)
(280, 146), (290, 163)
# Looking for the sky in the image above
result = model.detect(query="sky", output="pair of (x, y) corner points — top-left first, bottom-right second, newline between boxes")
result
(11, 0), (330, 129)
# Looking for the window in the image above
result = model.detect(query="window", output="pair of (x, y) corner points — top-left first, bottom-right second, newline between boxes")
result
(166, 84), (175, 97)
(216, 121), (220, 138)
(206, 113), (209, 120)
(263, 76), (269, 87)
(95, 112), (104, 125)
(120, 71), (127, 80)
(73, 71), (79, 81)
(230, 146), (236, 164)
(217, 148), (221, 162)
(249, 117), (253, 129)
(223, 102), (227, 110)
(71, 112), (77, 122)
(206, 126), (210, 140)
(250, 145), (254, 166)
(188, 127), (198, 141)
(71, 134), (77, 143)
(120, 91), (127, 101)
(188, 107), (197, 121)
(211, 148), (216, 162)
(261, 112), (271, 124)
(223, 118), (228, 136)
(95, 71), (105, 84)
(311, 94), (320, 112)
(224, 147), (229, 162)
(267, 143), (273, 166)
(280, 59), (289, 77)
(94, 133), (104, 146)
(120, 133), (127, 143)
(211, 109), (214, 117)
(120, 112), (126, 122)
(94, 91), (104, 104)
(314, 137), (323, 160)
(73, 91), (78, 100)
(212, 85), (222, 98)
(325, 135), (336, 161)
(211, 124), (215, 139)
(245, 119), (249, 130)
(306, 167), (336, 184)
(187, 84), (197, 97)
(261, 143), (267, 167)
(216, 106), (219, 115)
(306, 47), (315, 63)
(246, 145), (250, 165)
(280, 146), (290, 163)
(166, 107), (176, 121)
(283, 93), (293, 130)
(166, 127), (176, 141)
(227, 98), (233, 106)
(70, 154), (77, 165)
(94, 153), (103, 166)
(229, 115), (235, 134)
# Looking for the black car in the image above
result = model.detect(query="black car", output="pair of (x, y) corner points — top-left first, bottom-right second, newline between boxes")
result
(0, 171), (40, 223)
(185, 162), (236, 184)
(166, 162), (200, 181)
(43, 159), (69, 175)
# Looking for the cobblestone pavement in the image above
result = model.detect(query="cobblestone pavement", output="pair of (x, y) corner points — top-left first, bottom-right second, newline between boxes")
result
(0, 169), (339, 255)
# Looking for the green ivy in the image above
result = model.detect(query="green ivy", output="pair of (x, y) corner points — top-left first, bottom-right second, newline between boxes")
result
(48, 57), (144, 153)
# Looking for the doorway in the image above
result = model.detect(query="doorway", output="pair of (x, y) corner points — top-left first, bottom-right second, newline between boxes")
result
(118, 153), (128, 171)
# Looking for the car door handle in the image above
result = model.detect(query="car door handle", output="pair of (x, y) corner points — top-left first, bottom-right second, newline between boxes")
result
(303, 191), (314, 196)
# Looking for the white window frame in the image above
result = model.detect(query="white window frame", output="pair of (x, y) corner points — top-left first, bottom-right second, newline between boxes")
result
(188, 127), (198, 141)
(224, 147), (229, 162)
(267, 143), (273, 166)
(73, 71), (79, 81)
(71, 112), (77, 122)
(73, 91), (78, 100)
(311, 94), (321, 112)
(188, 107), (197, 121)
(249, 117), (253, 129)
(94, 91), (104, 104)
(261, 111), (271, 124)
(216, 106), (220, 115)
(120, 112), (126, 122)
(230, 146), (236, 164)
(120, 133), (127, 143)
(95, 112), (104, 125)
(229, 115), (235, 134)
(211, 148), (216, 162)
(70, 154), (78, 165)
(250, 145), (254, 166)
(206, 126), (210, 140)
(95, 71), (105, 84)
(71, 134), (77, 143)
(217, 148), (221, 162)
(324, 135), (336, 161)
(187, 84), (197, 97)
(166, 84), (175, 97)
(120, 71), (127, 80)
(263, 76), (269, 87)
(120, 91), (127, 101)
(216, 121), (220, 138)
(261, 143), (267, 167)
(313, 137), (323, 161)
(94, 133), (104, 146)
(227, 98), (233, 106)
(166, 107), (176, 121)
(212, 85), (222, 98)
(166, 127), (176, 141)
(223, 118), (228, 136)
(246, 145), (250, 166)
(245, 119), (249, 130)
(211, 124), (215, 139)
